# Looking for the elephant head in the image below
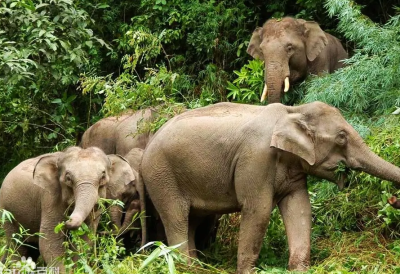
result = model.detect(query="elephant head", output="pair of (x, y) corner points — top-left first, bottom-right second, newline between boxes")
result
(271, 102), (400, 188)
(33, 147), (110, 230)
(247, 17), (328, 103)
(106, 154), (138, 232)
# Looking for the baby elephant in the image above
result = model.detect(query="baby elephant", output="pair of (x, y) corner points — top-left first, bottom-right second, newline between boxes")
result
(0, 147), (134, 271)
(107, 152), (142, 237)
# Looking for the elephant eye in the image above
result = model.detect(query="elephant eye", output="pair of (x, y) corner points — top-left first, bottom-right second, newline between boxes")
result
(336, 131), (347, 146)
(286, 43), (293, 51)
(65, 173), (73, 186)
(99, 171), (107, 186)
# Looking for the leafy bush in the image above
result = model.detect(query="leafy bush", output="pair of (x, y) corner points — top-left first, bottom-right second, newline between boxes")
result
(0, 0), (109, 178)
(303, 0), (400, 117)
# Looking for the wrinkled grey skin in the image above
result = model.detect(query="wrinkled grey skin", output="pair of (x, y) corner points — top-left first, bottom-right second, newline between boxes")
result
(80, 109), (157, 155)
(0, 147), (131, 271)
(141, 101), (400, 273)
(81, 109), (219, 250)
(247, 17), (348, 103)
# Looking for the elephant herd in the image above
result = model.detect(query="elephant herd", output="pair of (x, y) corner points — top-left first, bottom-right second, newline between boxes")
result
(1, 17), (400, 274)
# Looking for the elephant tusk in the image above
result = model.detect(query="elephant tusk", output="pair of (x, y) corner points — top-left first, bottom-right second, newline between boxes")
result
(284, 77), (290, 92)
(260, 84), (268, 102)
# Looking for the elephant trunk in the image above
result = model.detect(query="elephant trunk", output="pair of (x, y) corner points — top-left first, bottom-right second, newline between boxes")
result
(118, 200), (140, 236)
(264, 61), (288, 104)
(352, 145), (400, 187)
(65, 182), (99, 230)
(110, 204), (123, 230)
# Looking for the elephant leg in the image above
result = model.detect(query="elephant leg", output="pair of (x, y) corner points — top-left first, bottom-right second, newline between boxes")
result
(39, 224), (66, 273)
(2, 221), (27, 262)
(278, 187), (311, 271)
(236, 201), (274, 274)
(157, 198), (190, 259)
(188, 215), (205, 258)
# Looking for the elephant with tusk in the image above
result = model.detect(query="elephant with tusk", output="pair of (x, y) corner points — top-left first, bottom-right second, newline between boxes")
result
(248, 17), (348, 103)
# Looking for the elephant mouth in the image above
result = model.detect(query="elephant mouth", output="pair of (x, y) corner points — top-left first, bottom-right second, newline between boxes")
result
(333, 162), (350, 190)
(335, 172), (348, 190)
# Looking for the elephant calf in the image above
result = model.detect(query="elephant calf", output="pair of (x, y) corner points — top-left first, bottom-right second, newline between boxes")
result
(0, 147), (135, 272)
(106, 149), (145, 247)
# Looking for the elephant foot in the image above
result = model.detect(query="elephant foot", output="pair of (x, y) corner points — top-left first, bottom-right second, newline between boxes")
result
(287, 262), (309, 272)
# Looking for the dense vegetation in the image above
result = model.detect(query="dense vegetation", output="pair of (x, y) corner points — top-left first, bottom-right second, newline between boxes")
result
(1, 0), (400, 273)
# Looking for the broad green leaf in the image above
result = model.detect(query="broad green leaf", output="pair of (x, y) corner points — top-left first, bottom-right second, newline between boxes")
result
(85, 41), (93, 48)
(138, 247), (161, 271)
(167, 255), (176, 274)
(35, 3), (49, 10)
(51, 98), (62, 104)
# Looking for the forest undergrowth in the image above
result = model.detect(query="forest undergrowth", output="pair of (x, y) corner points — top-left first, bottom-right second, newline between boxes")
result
(1, 0), (400, 273)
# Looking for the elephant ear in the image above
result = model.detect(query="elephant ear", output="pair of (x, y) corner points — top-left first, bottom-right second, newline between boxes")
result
(247, 27), (264, 61)
(270, 113), (315, 165)
(303, 21), (328, 62)
(108, 154), (136, 188)
(33, 152), (63, 192)
(124, 148), (144, 171)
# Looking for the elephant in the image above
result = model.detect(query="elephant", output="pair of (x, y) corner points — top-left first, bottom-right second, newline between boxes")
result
(247, 17), (348, 103)
(0, 147), (135, 271)
(141, 101), (400, 273)
(105, 153), (142, 236)
(81, 108), (220, 251)
(105, 149), (146, 249)
(80, 108), (157, 155)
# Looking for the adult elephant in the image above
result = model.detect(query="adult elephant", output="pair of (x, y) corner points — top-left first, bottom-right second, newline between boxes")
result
(141, 101), (400, 273)
(0, 147), (135, 272)
(81, 107), (220, 251)
(124, 148), (220, 250)
(80, 108), (157, 155)
(247, 17), (348, 103)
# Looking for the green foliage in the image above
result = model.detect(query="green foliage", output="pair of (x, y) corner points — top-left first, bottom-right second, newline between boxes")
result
(128, 0), (255, 69)
(0, 0), (109, 177)
(138, 241), (185, 274)
(227, 59), (264, 103)
(0, 209), (43, 270)
(3, 0), (400, 273)
(303, 0), (400, 117)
